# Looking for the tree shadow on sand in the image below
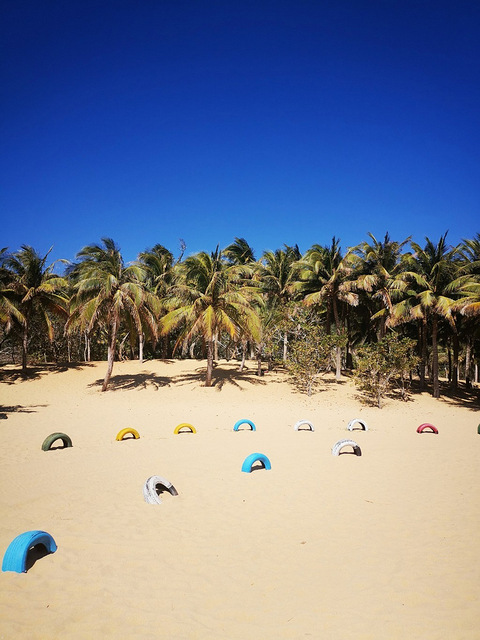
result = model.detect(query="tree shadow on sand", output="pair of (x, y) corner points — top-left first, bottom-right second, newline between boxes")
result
(0, 404), (47, 418)
(399, 378), (479, 411)
(170, 364), (267, 390)
(90, 363), (268, 391)
(433, 383), (480, 411)
(0, 362), (95, 385)
(288, 376), (347, 397)
(353, 378), (480, 410)
(353, 387), (417, 407)
(89, 371), (171, 391)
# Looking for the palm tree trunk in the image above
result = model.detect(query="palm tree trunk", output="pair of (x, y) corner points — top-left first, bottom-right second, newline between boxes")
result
(333, 299), (342, 381)
(139, 333), (144, 364)
(162, 335), (169, 358)
(465, 341), (472, 381)
(84, 332), (91, 362)
(239, 342), (246, 372)
(378, 313), (386, 340)
(102, 322), (118, 392)
(257, 345), (263, 376)
(345, 341), (352, 369)
(419, 317), (427, 389)
(451, 331), (459, 389)
(118, 333), (129, 361)
(21, 321), (28, 373)
(205, 339), (214, 387)
(432, 315), (440, 399)
(346, 311), (353, 369)
(335, 346), (341, 381)
(283, 331), (288, 361)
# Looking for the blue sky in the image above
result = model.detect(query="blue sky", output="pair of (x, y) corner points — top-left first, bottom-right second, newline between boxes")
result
(1, 0), (479, 267)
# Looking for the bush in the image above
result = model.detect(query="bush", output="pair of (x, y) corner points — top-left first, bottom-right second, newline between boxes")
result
(353, 334), (419, 408)
(286, 310), (343, 395)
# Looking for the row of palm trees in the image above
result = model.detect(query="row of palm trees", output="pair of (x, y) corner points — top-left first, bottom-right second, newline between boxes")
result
(1, 233), (479, 396)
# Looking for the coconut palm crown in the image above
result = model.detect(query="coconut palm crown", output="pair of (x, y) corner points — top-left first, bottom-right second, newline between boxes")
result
(0, 247), (25, 331)
(351, 232), (411, 338)
(224, 237), (256, 265)
(294, 237), (358, 332)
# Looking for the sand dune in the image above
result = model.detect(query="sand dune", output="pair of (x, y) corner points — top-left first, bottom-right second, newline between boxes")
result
(1, 359), (479, 639)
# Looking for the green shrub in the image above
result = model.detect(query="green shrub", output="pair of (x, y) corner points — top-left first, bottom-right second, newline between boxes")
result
(353, 334), (419, 408)
(286, 310), (343, 395)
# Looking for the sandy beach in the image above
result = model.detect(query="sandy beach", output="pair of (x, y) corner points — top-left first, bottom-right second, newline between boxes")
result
(1, 359), (479, 639)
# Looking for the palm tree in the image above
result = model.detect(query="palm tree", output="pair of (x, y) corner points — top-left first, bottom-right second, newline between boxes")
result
(257, 244), (301, 360)
(456, 281), (480, 317)
(137, 244), (174, 296)
(5, 246), (68, 372)
(293, 238), (358, 379)
(0, 247), (24, 332)
(455, 281), (480, 383)
(136, 244), (174, 359)
(351, 232), (411, 339)
(66, 238), (158, 391)
(252, 297), (284, 375)
(456, 234), (480, 316)
(160, 248), (261, 386)
(392, 233), (460, 398)
(224, 237), (256, 265)
(222, 238), (259, 364)
(459, 233), (480, 276)
(453, 235), (480, 380)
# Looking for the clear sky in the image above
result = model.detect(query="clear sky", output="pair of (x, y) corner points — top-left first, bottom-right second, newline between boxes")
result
(1, 0), (479, 267)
